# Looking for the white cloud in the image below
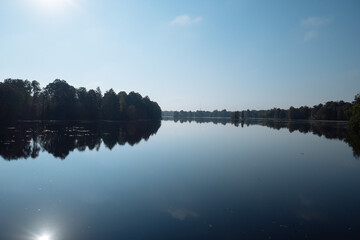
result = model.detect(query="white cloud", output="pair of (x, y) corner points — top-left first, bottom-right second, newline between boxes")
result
(301, 17), (331, 27)
(170, 14), (203, 26)
(304, 30), (318, 41)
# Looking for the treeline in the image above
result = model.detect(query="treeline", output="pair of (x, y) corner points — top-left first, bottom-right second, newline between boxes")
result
(164, 98), (358, 122)
(243, 101), (353, 121)
(163, 110), (232, 119)
(349, 95), (360, 132)
(0, 79), (162, 121)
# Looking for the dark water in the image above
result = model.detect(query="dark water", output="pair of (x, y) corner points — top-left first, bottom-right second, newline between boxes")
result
(0, 120), (360, 240)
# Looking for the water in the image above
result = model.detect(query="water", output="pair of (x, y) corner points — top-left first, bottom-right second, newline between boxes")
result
(0, 120), (360, 239)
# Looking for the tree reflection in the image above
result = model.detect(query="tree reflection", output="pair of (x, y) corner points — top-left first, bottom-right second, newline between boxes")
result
(242, 119), (360, 158)
(0, 121), (161, 160)
(166, 117), (360, 158)
(169, 117), (229, 125)
(2, 118), (360, 160)
(246, 119), (360, 158)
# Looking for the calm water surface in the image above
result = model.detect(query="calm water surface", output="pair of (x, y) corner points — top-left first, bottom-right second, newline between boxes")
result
(0, 120), (360, 239)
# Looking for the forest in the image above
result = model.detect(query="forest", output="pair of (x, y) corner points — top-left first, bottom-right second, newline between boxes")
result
(164, 109), (232, 119)
(0, 79), (162, 121)
(240, 101), (354, 121)
(165, 96), (359, 122)
(235, 95), (360, 132)
(165, 94), (360, 133)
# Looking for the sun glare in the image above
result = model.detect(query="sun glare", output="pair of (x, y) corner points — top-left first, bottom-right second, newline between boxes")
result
(37, 234), (50, 240)
(31, 0), (75, 13)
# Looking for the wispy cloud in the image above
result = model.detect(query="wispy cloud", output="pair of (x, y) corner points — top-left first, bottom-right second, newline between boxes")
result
(300, 17), (331, 42)
(301, 17), (331, 28)
(304, 30), (318, 41)
(170, 14), (203, 26)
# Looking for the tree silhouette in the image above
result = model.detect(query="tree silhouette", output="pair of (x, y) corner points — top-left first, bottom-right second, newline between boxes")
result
(0, 79), (162, 121)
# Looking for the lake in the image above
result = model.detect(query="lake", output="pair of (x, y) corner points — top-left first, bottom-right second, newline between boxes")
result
(0, 119), (360, 240)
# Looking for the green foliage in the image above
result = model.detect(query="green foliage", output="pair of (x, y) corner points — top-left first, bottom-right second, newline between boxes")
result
(348, 103), (360, 133)
(45, 79), (77, 120)
(354, 93), (360, 104)
(103, 89), (119, 120)
(0, 79), (32, 120)
(241, 101), (351, 121)
(230, 111), (241, 127)
(310, 101), (352, 120)
(231, 111), (240, 121)
(0, 79), (162, 121)
(169, 101), (352, 122)
(173, 109), (231, 119)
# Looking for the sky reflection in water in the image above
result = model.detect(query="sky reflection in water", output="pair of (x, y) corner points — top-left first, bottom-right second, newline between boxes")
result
(0, 120), (360, 239)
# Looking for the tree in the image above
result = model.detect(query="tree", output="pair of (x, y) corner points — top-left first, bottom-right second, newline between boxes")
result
(353, 93), (360, 104)
(348, 103), (360, 133)
(0, 78), (162, 121)
(45, 79), (77, 120)
(102, 89), (119, 120)
(31, 80), (41, 97)
(288, 106), (296, 119)
(87, 89), (102, 120)
(0, 79), (33, 120)
(76, 87), (88, 119)
(231, 111), (240, 121)
(118, 91), (128, 119)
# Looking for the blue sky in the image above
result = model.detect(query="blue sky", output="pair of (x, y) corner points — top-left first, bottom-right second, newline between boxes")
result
(0, 0), (359, 111)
